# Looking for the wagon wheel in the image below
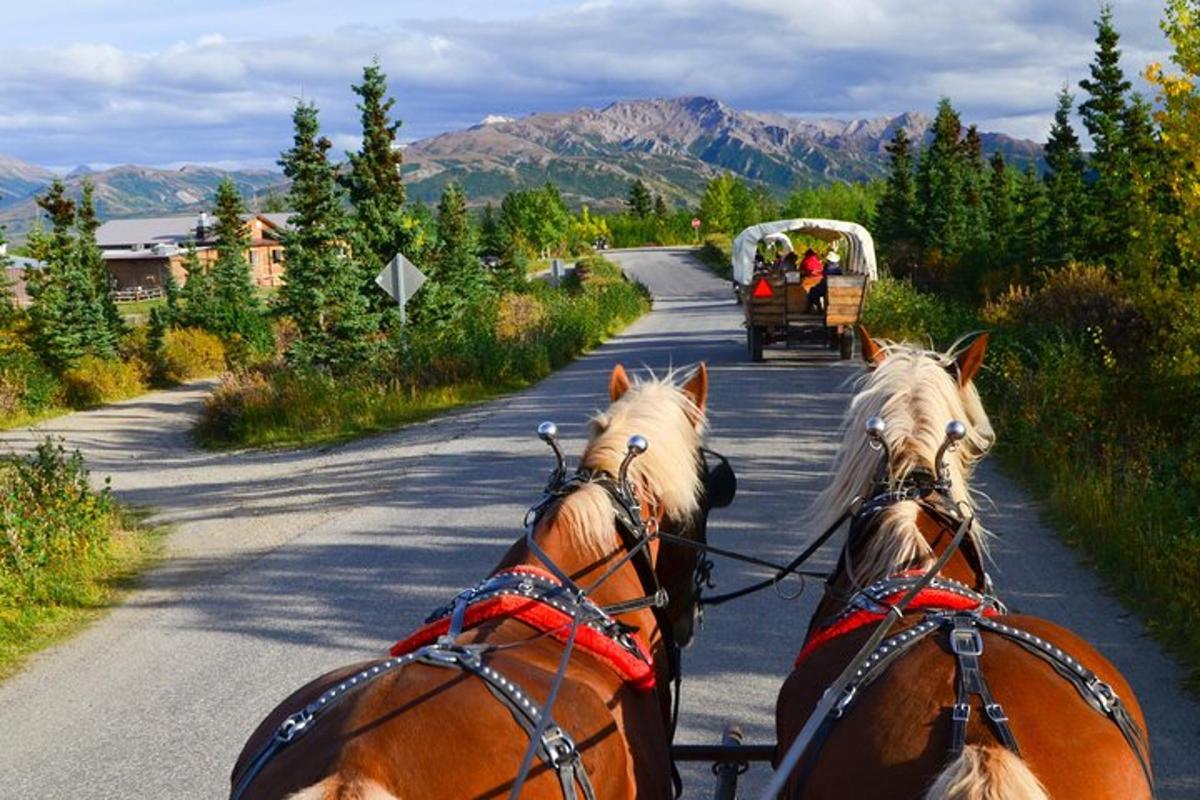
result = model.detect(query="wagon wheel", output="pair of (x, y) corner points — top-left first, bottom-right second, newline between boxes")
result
(839, 327), (855, 360)
(747, 325), (764, 362)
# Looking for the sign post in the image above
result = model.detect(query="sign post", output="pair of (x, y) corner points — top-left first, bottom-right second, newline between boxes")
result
(375, 252), (428, 325)
(691, 217), (701, 244)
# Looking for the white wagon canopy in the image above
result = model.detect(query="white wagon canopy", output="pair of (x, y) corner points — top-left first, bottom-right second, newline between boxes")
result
(731, 218), (878, 286)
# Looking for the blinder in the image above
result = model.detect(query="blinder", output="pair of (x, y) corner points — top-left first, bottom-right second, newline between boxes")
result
(700, 447), (737, 510)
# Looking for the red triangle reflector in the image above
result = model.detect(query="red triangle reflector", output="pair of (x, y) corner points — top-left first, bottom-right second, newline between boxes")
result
(751, 278), (774, 299)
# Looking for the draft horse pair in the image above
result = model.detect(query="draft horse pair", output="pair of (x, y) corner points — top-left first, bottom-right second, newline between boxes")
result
(230, 334), (1154, 799)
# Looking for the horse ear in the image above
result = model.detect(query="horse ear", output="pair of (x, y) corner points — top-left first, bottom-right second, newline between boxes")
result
(954, 333), (989, 387)
(858, 325), (885, 365)
(681, 363), (708, 423)
(609, 363), (632, 401)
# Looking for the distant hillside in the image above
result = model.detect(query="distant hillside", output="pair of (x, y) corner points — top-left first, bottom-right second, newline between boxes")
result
(0, 161), (286, 236)
(401, 96), (1044, 209)
(0, 96), (1044, 232)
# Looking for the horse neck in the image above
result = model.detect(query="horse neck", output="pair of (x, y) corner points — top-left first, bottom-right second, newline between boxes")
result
(811, 502), (985, 631)
(498, 499), (668, 676)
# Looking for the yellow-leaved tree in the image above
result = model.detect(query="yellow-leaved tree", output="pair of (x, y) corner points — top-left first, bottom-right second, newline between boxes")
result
(1147, 0), (1200, 278)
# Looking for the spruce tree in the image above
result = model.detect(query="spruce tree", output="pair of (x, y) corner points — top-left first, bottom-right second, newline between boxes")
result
(0, 225), (15, 324)
(342, 60), (408, 310)
(278, 100), (377, 369)
(208, 178), (267, 347)
(178, 242), (214, 329)
(1043, 87), (1088, 267)
(960, 125), (989, 255)
(27, 181), (115, 366)
(984, 152), (1016, 266)
(479, 203), (503, 257)
(1013, 166), (1048, 274)
(876, 127), (918, 250)
(626, 179), (653, 219)
(1079, 3), (1134, 262)
(161, 263), (181, 323)
(77, 179), (125, 340)
(915, 98), (969, 260)
(414, 184), (486, 325)
(653, 194), (668, 219)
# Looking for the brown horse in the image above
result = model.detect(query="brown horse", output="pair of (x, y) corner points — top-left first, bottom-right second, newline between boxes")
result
(773, 330), (1153, 800)
(230, 363), (734, 800)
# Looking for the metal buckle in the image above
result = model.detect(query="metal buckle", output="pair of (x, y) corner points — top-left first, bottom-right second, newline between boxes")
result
(274, 709), (313, 743)
(950, 628), (984, 657)
(984, 703), (1009, 723)
(541, 727), (578, 768)
(1087, 677), (1118, 713)
(951, 702), (970, 723)
(831, 684), (857, 718)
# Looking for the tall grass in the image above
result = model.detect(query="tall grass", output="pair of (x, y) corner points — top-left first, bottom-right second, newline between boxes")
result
(0, 439), (160, 677)
(197, 257), (651, 449)
(866, 274), (1200, 688)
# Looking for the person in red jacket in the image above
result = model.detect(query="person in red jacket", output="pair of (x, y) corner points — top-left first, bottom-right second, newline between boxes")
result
(799, 248), (824, 278)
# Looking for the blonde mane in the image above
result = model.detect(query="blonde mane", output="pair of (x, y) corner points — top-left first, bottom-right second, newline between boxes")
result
(812, 338), (995, 584)
(539, 369), (706, 557)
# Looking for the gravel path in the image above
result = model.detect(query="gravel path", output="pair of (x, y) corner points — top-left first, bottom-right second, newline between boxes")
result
(0, 247), (1195, 798)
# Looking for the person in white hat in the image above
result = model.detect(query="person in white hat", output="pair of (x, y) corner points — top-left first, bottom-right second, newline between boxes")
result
(807, 251), (843, 311)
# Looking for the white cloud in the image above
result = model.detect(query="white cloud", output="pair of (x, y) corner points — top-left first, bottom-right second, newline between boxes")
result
(0, 0), (1174, 166)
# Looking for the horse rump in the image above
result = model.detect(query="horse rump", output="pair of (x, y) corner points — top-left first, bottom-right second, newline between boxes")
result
(924, 745), (1048, 800)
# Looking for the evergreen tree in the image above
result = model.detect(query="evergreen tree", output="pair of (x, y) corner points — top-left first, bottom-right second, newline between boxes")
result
(653, 193), (669, 219)
(341, 60), (409, 309)
(1079, 3), (1134, 262)
(960, 125), (989, 254)
(207, 178), (267, 347)
(1121, 92), (1166, 274)
(1013, 166), (1049, 274)
(875, 127), (918, 251)
(161, 264), (181, 322)
(1043, 87), (1088, 267)
(26, 181), (115, 366)
(479, 203), (503, 257)
(626, 179), (653, 218)
(414, 183), (487, 325)
(77, 179), (125, 340)
(0, 225), (15, 324)
(278, 101), (377, 369)
(915, 98), (969, 260)
(178, 241), (215, 328)
(984, 152), (1016, 265)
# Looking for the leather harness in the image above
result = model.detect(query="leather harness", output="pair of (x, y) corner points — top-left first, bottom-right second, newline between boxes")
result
(230, 468), (682, 800)
(792, 489), (1156, 795)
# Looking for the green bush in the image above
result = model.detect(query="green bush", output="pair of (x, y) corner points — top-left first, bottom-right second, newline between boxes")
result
(0, 333), (61, 421)
(696, 234), (733, 279)
(159, 327), (227, 384)
(59, 356), (147, 408)
(197, 257), (650, 448)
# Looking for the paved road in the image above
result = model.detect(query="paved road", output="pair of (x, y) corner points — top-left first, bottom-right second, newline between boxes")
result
(0, 248), (1196, 798)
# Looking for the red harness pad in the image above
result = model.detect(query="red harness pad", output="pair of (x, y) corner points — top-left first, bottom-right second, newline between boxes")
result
(390, 566), (656, 691)
(795, 584), (1000, 669)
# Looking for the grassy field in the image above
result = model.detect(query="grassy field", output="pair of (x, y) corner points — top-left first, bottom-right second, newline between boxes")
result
(0, 441), (164, 681)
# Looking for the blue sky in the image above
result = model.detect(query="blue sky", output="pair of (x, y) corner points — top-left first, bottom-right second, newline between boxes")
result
(0, 0), (1173, 170)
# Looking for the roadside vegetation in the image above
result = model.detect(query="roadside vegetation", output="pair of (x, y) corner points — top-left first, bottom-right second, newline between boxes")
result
(195, 65), (649, 448)
(0, 439), (161, 678)
(859, 2), (1200, 688)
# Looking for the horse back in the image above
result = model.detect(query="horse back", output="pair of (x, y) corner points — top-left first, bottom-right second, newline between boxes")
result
(231, 630), (670, 799)
(776, 614), (1151, 799)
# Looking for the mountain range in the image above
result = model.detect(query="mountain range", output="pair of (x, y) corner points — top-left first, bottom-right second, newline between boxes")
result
(0, 96), (1044, 234)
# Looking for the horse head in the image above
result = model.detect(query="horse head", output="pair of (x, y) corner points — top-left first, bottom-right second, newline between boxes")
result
(812, 329), (995, 617)
(585, 362), (734, 648)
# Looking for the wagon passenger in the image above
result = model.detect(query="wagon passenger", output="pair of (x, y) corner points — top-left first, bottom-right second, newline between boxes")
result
(808, 251), (842, 311)
(799, 248), (824, 278)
